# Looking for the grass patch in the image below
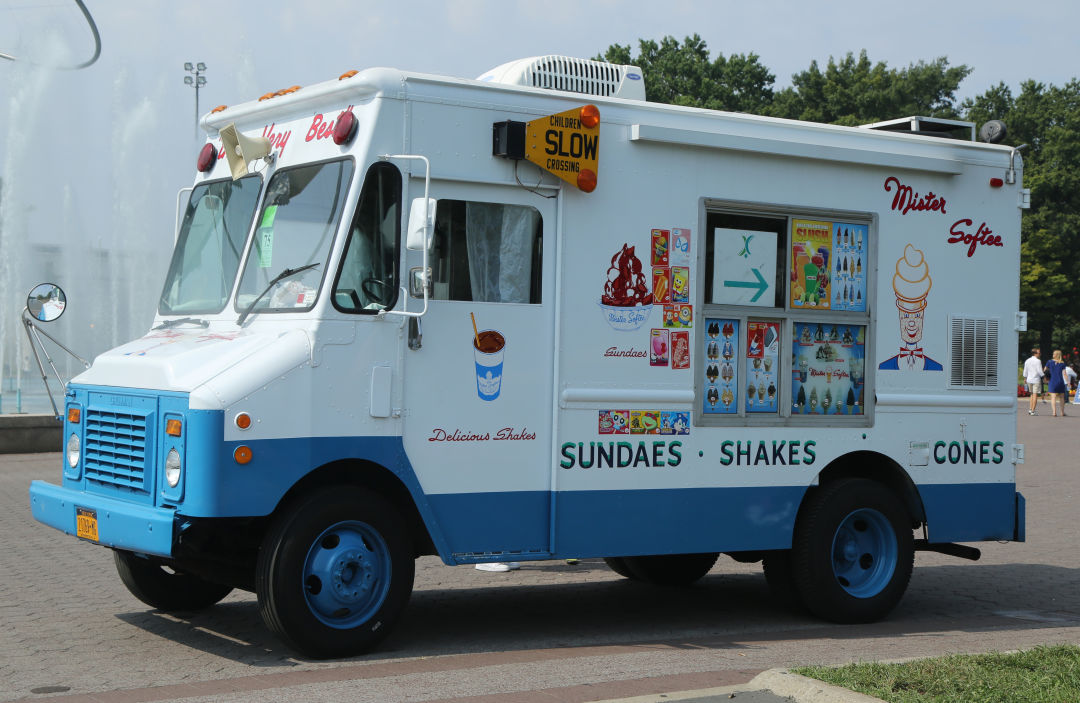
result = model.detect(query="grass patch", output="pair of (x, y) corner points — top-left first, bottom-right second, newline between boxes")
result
(793, 644), (1080, 703)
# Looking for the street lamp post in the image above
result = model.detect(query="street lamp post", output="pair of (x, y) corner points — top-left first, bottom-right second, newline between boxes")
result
(184, 62), (207, 140)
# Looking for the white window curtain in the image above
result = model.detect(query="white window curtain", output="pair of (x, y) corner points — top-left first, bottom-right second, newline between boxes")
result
(465, 202), (537, 303)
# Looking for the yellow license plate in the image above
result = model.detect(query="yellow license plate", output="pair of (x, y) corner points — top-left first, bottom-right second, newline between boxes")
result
(76, 507), (98, 542)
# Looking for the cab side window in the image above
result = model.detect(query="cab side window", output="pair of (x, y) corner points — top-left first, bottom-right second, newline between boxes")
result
(333, 162), (401, 313)
(430, 200), (542, 304)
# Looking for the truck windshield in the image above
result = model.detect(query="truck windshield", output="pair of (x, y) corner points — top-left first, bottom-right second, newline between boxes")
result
(235, 159), (354, 315)
(159, 175), (261, 315)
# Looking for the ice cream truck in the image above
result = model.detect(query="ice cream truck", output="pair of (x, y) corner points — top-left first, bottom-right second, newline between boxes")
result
(29, 55), (1028, 658)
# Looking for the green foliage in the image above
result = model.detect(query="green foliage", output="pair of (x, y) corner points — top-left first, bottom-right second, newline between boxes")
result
(963, 80), (1080, 353)
(596, 35), (775, 113)
(794, 644), (1080, 702)
(769, 50), (971, 125)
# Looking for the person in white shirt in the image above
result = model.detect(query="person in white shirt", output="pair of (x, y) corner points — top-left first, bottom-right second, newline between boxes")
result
(1023, 348), (1044, 415)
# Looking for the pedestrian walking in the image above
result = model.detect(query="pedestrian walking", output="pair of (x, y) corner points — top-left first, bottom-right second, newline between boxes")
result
(1023, 347), (1043, 415)
(1045, 349), (1069, 417)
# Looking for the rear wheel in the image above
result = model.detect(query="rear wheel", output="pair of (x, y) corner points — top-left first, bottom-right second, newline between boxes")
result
(621, 553), (719, 586)
(791, 478), (913, 623)
(761, 550), (803, 611)
(256, 486), (414, 659)
(603, 557), (635, 579)
(114, 550), (233, 612)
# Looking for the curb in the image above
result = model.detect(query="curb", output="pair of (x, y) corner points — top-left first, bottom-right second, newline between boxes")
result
(586, 669), (886, 703)
(749, 668), (887, 702)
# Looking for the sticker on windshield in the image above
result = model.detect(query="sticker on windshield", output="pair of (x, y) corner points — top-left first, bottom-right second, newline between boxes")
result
(257, 205), (277, 268)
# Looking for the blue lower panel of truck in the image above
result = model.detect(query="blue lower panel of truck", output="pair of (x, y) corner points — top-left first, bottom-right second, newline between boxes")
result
(30, 480), (176, 555)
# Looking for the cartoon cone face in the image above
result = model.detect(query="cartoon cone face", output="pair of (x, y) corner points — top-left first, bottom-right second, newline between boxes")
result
(893, 244), (932, 345)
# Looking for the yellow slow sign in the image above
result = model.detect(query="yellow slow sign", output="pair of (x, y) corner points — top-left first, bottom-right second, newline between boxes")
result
(524, 105), (600, 192)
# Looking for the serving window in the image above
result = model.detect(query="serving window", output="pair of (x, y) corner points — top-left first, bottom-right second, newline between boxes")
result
(697, 203), (873, 426)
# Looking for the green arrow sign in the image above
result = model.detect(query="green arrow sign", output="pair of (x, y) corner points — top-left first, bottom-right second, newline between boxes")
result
(723, 268), (769, 302)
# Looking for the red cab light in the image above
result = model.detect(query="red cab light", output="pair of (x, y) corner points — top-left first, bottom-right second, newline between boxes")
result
(332, 110), (359, 145)
(196, 143), (217, 172)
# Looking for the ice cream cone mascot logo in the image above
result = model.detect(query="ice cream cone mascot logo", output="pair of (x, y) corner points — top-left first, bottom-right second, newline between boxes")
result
(878, 244), (942, 371)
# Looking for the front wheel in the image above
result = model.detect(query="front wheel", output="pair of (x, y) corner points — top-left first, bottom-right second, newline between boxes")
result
(114, 550), (233, 612)
(791, 478), (913, 623)
(256, 486), (414, 659)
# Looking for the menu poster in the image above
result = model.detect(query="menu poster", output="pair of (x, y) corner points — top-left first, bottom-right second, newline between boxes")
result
(704, 318), (738, 414)
(831, 222), (867, 312)
(745, 321), (779, 414)
(791, 322), (866, 416)
(790, 219), (833, 309)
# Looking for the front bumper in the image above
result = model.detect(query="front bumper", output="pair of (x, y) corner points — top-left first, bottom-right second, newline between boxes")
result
(29, 480), (177, 557)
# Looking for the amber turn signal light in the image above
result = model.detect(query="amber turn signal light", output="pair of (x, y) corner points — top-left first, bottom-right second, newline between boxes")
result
(67, 407), (81, 424)
(166, 419), (183, 437)
(579, 104), (600, 129)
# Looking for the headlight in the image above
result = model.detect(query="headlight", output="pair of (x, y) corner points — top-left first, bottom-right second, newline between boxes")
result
(165, 448), (182, 488)
(66, 433), (80, 468)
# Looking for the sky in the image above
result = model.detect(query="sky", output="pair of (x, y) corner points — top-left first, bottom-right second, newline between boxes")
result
(0, 0), (1077, 401)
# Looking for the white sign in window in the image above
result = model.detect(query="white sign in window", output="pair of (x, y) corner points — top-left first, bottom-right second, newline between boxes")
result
(710, 228), (777, 307)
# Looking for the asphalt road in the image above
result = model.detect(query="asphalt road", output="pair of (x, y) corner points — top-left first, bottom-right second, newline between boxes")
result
(2, 401), (1078, 702)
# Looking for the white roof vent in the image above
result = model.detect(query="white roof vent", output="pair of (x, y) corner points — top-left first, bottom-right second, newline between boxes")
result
(477, 56), (646, 100)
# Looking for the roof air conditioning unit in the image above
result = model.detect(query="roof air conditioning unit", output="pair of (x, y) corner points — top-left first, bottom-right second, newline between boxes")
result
(478, 55), (646, 101)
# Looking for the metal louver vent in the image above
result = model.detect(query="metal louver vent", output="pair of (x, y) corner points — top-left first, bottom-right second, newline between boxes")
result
(949, 316), (999, 389)
(477, 56), (646, 100)
(528, 56), (623, 96)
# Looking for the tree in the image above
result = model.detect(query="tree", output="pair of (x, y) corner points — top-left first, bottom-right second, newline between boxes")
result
(769, 51), (971, 125)
(597, 35), (775, 114)
(964, 80), (1080, 357)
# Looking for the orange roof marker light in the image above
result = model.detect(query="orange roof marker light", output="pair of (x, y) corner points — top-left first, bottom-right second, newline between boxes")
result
(210, 105), (228, 114)
(339, 70), (358, 80)
(258, 86), (302, 101)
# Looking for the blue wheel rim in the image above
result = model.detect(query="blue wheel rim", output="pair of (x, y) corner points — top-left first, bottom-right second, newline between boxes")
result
(302, 520), (391, 629)
(830, 508), (897, 598)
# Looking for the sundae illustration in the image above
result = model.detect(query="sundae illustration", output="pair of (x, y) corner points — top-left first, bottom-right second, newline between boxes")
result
(878, 244), (942, 371)
(600, 243), (653, 330)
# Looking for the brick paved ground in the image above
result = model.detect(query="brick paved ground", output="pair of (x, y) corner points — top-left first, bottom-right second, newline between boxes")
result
(1, 402), (1077, 702)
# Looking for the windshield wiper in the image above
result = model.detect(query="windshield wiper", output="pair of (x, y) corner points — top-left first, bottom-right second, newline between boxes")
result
(237, 263), (320, 326)
(153, 317), (209, 330)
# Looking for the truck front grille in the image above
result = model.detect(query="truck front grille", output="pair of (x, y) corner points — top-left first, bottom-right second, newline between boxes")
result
(84, 408), (149, 491)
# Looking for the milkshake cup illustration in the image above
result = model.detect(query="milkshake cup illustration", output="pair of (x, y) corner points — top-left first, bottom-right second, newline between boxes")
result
(471, 313), (505, 401)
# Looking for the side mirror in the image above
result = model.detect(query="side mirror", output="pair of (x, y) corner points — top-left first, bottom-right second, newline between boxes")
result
(406, 197), (436, 251)
(26, 283), (67, 322)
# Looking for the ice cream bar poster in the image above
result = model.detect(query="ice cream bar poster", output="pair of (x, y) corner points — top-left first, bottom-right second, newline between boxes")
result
(831, 223), (867, 312)
(703, 318), (739, 415)
(791, 323), (866, 415)
(745, 321), (779, 413)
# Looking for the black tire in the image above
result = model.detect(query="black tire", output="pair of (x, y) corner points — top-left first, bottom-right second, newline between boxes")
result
(114, 550), (233, 612)
(762, 550), (804, 611)
(621, 553), (720, 586)
(256, 486), (414, 659)
(603, 557), (635, 578)
(791, 478), (914, 623)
